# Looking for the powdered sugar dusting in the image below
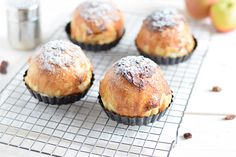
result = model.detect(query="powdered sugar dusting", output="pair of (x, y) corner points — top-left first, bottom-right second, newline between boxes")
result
(78, 0), (120, 30)
(145, 9), (181, 31)
(37, 40), (82, 73)
(114, 56), (158, 88)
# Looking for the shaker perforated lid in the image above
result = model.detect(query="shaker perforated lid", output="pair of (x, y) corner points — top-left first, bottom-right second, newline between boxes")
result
(7, 0), (40, 21)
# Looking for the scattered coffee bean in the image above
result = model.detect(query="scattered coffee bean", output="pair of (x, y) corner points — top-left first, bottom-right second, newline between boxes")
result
(224, 114), (235, 120)
(212, 86), (222, 92)
(0, 60), (8, 74)
(183, 133), (192, 139)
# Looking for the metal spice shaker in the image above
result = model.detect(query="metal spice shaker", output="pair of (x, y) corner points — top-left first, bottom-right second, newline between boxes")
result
(6, 0), (41, 50)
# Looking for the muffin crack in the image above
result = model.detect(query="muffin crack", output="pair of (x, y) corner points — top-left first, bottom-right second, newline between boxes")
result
(114, 56), (158, 88)
(145, 9), (183, 31)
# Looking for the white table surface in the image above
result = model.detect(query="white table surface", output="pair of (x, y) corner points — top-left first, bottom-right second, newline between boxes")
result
(0, 0), (236, 157)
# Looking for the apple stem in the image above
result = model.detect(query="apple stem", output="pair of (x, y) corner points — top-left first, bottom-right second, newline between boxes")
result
(228, 3), (233, 8)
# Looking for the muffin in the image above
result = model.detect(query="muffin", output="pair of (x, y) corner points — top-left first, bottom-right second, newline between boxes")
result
(135, 9), (197, 65)
(99, 56), (172, 125)
(67, 0), (125, 51)
(24, 40), (93, 105)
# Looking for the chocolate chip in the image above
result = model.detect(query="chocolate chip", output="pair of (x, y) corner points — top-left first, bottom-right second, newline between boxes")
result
(183, 133), (192, 139)
(0, 60), (9, 74)
(212, 86), (222, 92)
(224, 115), (235, 120)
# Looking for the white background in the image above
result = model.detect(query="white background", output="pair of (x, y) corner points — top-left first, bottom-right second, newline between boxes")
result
(0, 0), (236, 156)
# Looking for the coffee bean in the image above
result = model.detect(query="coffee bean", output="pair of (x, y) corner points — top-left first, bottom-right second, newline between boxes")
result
(183, 133), (192, 139)
(224, 115), (235, 120)
(0, 60), (9, 74)
(212, 86), (222, 92)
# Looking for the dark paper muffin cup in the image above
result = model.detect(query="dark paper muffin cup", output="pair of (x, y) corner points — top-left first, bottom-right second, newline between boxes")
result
(98, 94), (173, 126)
(23, 71), (94, 105)
(136, 36), (198, 65)
(65, 22), (125, 52)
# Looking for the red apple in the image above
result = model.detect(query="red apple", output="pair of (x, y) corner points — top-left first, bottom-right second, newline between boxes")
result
(185, 0), (219, 19)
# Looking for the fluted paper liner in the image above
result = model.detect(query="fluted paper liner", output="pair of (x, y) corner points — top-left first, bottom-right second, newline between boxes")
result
(136, 36), (198, 65)
(23, 71), (94, 105)
(98, 94), (173, 126)
(65, 22), (125, 52)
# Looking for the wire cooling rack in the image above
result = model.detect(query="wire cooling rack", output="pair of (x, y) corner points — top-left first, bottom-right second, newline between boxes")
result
(0, 12), (211, 157)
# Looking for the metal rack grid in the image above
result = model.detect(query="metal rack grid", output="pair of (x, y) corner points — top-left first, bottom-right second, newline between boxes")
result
(0, 12), (211, 157)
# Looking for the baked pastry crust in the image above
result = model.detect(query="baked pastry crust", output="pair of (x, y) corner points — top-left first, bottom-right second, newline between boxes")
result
(136, 9), (195, 58)
(70, 0), (124, 45)
(99, 56), (172, 117)
(25, 40), (93, 97)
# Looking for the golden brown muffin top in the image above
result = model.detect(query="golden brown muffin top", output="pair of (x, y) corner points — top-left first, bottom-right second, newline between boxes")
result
(35, 40), (89, 74)
(26, 40), (93, 96)
(114, 56), (159, 89)
(76, 0), (121, 32)
(99, 56), (172, 117)
(144, 9), (184, 32)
